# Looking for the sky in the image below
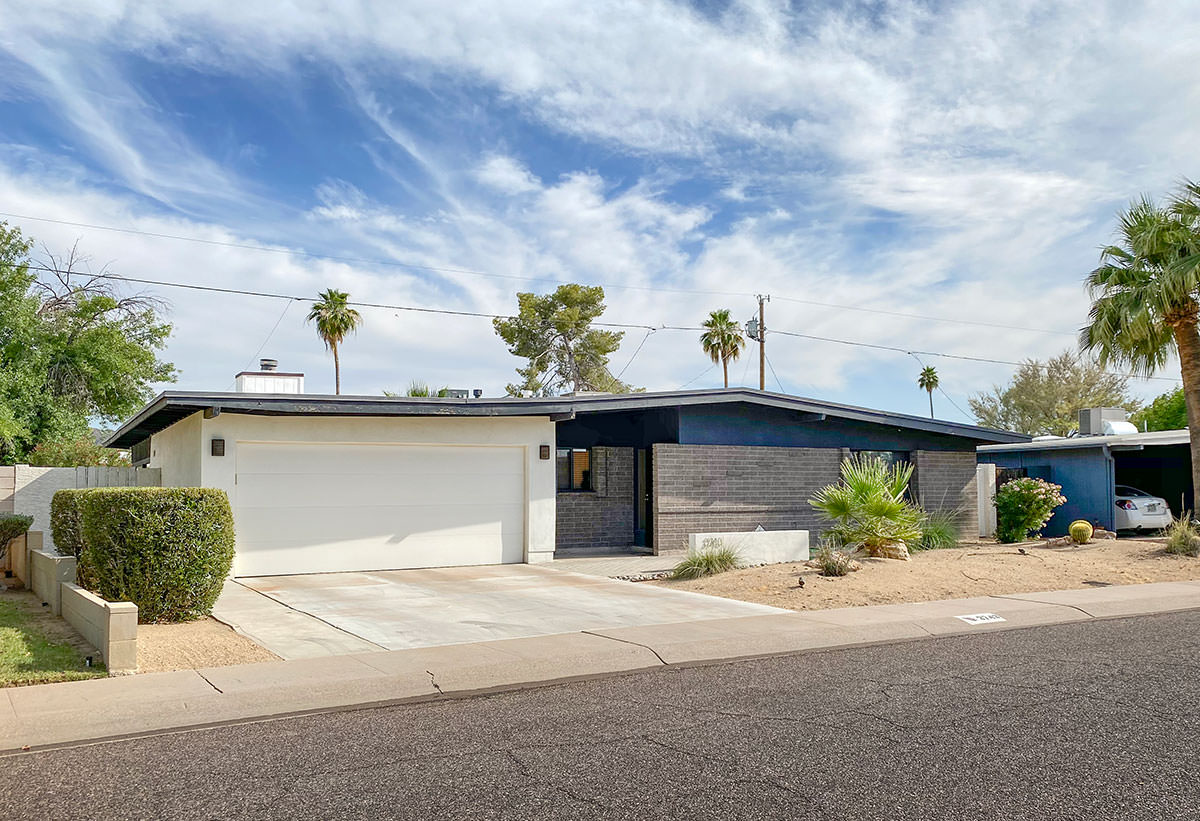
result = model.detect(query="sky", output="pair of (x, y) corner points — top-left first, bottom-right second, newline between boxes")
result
(0, 0), (1196, 421)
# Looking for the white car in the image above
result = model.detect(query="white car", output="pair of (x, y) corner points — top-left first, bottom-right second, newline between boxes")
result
(1114, 485), (1173, 532)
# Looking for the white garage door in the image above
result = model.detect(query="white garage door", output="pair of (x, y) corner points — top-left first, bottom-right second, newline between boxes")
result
(233, 441), (526, 576)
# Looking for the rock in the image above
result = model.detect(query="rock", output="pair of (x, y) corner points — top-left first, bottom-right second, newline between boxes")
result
(871, 541), (910, 561)
(1092, 528), (1117, 540)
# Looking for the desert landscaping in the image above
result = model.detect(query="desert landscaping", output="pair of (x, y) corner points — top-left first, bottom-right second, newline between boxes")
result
(655, 538), (1200, 611)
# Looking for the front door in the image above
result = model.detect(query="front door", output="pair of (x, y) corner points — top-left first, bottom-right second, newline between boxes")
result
(634, 448), (652, 548)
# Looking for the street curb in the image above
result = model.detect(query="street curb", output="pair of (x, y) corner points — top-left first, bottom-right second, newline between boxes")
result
(3, 580), (1199, 755)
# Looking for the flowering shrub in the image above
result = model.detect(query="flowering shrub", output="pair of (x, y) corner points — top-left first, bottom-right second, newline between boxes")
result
(994, 478), (1066, 543)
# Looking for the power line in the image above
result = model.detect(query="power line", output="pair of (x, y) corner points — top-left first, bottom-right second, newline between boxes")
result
(677, 363), (717, 390)
(909, 353), (974, 422)
(228, 300), (298, 390)
(3, 210), (1074, 336)
(764, 352), (786, 393)
(21, 262), (1183, 385)
(772, 295), (1076, 336)
(614, 329), (655, 380)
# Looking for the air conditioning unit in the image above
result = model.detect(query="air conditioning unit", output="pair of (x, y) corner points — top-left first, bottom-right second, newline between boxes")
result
(1078, 407), (1136, 436)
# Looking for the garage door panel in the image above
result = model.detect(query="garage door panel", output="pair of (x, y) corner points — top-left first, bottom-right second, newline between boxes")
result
(235, 473), (524, 508)
(234, 503), (524, 543)
(236, 442), (522, 475)
(233, 532), (526, 576)
(233, 441), (526, 575)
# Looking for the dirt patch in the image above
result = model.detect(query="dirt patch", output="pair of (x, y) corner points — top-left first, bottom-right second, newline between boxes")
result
(653, 538), (1200, 610)
(137, 618), (278, 673)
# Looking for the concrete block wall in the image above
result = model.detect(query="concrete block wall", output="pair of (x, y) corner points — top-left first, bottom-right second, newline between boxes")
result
(30, 547), (77, 616)
(912, 450), (979, 537)
(556, 447), (635, 551)
(60, 583), (138, 675)
(652, 444), (843, 555)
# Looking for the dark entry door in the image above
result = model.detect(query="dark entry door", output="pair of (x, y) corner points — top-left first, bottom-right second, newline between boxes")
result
(634, 448), (652, 548)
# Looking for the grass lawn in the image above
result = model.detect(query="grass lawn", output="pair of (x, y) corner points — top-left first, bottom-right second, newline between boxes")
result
(0, 592), (106, 687)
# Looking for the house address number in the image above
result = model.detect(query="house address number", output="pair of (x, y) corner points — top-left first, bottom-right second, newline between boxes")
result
(956, 613), (1006, 625)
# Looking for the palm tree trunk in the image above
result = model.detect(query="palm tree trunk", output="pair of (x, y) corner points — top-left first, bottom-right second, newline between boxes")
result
(333, 341), (341, 395)
(1173, 323), (1200, 515)
(722, 357), (729, 388)
(928, 389), (934, 418)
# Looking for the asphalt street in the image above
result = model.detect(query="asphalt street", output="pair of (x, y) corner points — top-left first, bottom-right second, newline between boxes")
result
(4, 611), (1198, 820)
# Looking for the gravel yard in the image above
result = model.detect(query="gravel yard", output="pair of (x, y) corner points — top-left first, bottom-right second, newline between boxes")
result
(653, 538), (1200, 610)
(137, 617), (278, 673)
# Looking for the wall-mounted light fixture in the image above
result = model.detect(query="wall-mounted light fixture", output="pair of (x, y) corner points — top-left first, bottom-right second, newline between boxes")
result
(539, 445), (551, 460)
(211, 438), (226, 457)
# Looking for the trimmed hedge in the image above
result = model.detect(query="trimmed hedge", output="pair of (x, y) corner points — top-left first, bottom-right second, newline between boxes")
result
(0, 513), (33, 559)
(50, 488), (93, 559)
(77, 487), (236, 623)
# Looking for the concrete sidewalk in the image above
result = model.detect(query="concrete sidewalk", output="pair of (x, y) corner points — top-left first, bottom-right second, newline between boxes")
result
(5, 579), (1200, 753)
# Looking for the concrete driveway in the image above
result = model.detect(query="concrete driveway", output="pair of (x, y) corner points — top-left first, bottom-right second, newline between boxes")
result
(213, 564), (783, 660)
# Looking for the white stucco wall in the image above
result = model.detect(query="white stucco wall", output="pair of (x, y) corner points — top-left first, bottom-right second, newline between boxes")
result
(13, 466), (77, 553)
(150, 412), (558, 566)
(148, 412), (204, 487)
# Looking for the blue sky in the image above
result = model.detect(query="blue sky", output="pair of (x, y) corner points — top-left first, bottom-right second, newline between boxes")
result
(1, 0), (1196, 419)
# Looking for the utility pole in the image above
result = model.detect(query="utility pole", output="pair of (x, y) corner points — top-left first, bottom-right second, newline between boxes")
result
(746, 294), (769, 391)
(758, 294), (768, 391)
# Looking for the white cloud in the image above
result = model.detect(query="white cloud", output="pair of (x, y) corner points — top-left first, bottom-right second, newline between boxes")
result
(0, 0), (1194, 418)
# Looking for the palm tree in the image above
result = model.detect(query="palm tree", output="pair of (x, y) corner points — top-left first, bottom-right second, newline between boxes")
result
(1081, 182), (1200, 513)
(700, 308), (746, 388)
(306, 289), (363, 395)
(917, 366), (939, 418)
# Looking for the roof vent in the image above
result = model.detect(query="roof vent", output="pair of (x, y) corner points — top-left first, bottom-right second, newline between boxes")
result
(260, 358), (278, 372)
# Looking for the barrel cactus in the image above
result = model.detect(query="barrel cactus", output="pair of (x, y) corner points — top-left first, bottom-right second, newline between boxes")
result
(1068, 520), (1094, 545)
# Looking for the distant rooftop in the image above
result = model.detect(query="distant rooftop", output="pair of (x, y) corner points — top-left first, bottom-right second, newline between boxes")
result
(979, 428), (1189, 453)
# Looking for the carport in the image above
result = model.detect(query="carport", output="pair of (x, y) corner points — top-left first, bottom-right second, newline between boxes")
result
(978, 429), (1192, 535)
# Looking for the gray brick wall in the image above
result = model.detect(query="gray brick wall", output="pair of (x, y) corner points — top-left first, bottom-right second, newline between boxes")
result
(651, 444), (843, 555)
(912, 450), (978, 537)
(555, 447), (635, 550)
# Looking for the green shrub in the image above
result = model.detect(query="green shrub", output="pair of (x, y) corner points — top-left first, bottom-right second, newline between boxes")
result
(1068, 520), (1094, 545)
(50, 488), (93, 559)
(915, 508), (962, 551)
(77, 487), (236, 623)
(0, 514), (33, 560)
(809, 455), (924, 555)
(670, 547), (741, 580)
(994, 478), (1066, 543)
(813, 543), (854, 577)
(1163, 515), (1200, 557)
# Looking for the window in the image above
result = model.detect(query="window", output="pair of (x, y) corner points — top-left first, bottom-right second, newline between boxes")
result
(557, 448), (593, 491)
(852, 450), (910, 468)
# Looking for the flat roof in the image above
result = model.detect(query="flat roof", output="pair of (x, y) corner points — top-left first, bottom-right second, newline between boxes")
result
(105, 387), (1029, 448)
(979, 428), (1189, 454)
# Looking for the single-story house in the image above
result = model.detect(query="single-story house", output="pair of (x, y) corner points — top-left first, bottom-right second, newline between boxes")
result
(105, 362), (1025, 576)
(978, 427), (1192, 536)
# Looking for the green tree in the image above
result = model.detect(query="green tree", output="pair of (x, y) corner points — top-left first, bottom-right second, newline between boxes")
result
(1082, 182), (1200, 513)
(1130, 387), (1187, 431)
(968, 351), (1140, 436)
(0, 223), (175, 463)
(306, 289), (362, 395)
(493, 284), (634, 396)
(917, 366), (939, 418)
(699, 308), (745, 389)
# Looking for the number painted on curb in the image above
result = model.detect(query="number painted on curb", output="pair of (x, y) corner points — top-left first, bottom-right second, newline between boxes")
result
(956, 613), (1006, 625)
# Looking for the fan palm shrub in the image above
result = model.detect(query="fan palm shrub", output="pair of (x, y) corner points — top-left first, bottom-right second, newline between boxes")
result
(809, 455), (924, 558)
